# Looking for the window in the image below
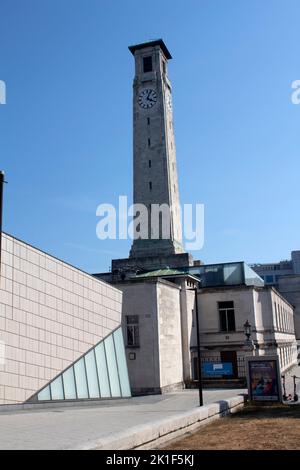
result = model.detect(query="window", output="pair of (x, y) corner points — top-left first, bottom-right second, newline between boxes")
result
(148, 160), (151, 168)
(218, 301), (235, 332)
(162, 60), (166, 74)
(147, 117), (150, 125)
(143, 56), (152, 73)
(126, 315), (139, 347)
(149, 181), (152, 191)
(148, 138), (151, 147)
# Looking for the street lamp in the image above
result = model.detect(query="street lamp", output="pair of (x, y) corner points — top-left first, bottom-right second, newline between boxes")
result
(243, 319), (255, 356)
(188, 284), (203, 407)
(244, 320), (252, 340)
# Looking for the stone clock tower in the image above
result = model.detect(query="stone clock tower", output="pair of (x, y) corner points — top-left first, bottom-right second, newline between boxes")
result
(112, 40), (193, 274)
(129, 40), (185, 258)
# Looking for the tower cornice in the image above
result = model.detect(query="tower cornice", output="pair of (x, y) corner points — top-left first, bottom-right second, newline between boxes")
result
(128, 39), (172, 60)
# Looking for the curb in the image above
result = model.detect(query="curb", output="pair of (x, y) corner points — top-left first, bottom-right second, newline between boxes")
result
(73, 394), (246, 450)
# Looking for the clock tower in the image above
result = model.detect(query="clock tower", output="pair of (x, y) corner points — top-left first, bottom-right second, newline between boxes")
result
(129, 39), (184, 258)
(111, 40), (193, 274)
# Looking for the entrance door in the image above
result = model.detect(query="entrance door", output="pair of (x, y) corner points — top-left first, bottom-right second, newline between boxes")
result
(220, 351), (238, 378)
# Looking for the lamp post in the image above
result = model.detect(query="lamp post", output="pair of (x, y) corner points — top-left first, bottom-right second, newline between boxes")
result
(281, 374), (287, 401)
(188, 285), (203, 407)
(292, 375), (299, 402)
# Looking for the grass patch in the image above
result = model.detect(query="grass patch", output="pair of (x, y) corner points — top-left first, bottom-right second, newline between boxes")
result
(163, 404), (300, 450)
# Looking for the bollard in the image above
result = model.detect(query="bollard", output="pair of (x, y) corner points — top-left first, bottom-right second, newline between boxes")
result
(293, 376), (299, 402)
(281, 375), (287, 401)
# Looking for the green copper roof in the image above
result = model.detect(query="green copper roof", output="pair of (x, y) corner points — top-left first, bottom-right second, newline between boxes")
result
(135, 268), (187, 278)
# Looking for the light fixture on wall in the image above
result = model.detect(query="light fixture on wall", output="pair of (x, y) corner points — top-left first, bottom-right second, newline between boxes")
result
(243, 319), (256, 356)
(243, 320), (252, 341)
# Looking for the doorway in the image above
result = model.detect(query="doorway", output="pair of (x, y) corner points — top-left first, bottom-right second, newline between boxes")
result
(220, 350), (238, 378)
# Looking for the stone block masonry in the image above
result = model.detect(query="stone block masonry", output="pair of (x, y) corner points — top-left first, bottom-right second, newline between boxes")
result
(0, 233), (122, 404)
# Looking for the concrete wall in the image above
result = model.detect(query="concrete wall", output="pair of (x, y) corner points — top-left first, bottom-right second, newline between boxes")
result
(0, 234), (122, 404)
(178, 279), (195, 383)
(157, 281), (183, 390)
(117, 281), (160, 394)
(117, 278), (184, 394)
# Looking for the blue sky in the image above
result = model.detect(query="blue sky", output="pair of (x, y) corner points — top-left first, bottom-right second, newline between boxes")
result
(0, 0), (299, 273)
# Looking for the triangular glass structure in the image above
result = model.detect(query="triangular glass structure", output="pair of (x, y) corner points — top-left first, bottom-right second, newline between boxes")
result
(28, 326), (131, 402)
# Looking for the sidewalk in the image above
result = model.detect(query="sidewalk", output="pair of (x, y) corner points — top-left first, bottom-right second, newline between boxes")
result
(0, 388), (246, 450)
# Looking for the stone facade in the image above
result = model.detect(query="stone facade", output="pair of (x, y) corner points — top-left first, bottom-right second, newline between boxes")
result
(116, 278), (184, 395)
(0, 233), (122, 404)
(129, 40), (184, 258)
(111, 273), (297, 393)
(193, 285), (297, 378)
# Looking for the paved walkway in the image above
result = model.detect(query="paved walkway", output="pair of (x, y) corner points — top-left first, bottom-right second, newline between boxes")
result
(0, 389), (246, 450)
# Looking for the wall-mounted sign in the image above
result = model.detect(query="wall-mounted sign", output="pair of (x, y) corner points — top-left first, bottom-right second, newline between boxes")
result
(203, 362), (233, 377)
(246, 356), (282, 402)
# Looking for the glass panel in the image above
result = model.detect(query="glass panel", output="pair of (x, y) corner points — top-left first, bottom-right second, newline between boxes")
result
(244, 263), (264, 287)
(38, 385), (51, 401)
(143, 56), (152, 73)
(95, 342), (111, 398)
(218, 301), (234, 309)
(227, 310), (236, 331)
(50, 375), (64, 400)
(62, 367), (77, 400)
(224, 264), (242, 285)
(85, 350), (100, 398)
(113, 328), (131, 397)
(104, 334), (121, 397)
(219, 311), (227, 332)
(74, 358), (89, 398)
(127, 315), (139, 324)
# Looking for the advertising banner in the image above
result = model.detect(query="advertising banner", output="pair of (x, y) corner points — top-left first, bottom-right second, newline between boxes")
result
(246, 356), (282, 402)
(203, 362), (233, 377)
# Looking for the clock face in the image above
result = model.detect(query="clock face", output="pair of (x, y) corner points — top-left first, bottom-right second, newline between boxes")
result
(138, 89), (157, 109)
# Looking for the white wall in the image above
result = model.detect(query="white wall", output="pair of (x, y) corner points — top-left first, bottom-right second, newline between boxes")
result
(195, 286), (297, 375)
(157, 281), (183, 389)
(118, 279), (184, 394)
(118, 281), (161, 394)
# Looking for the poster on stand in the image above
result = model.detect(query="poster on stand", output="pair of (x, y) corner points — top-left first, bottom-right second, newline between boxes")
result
(246, 356), (282, 402)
